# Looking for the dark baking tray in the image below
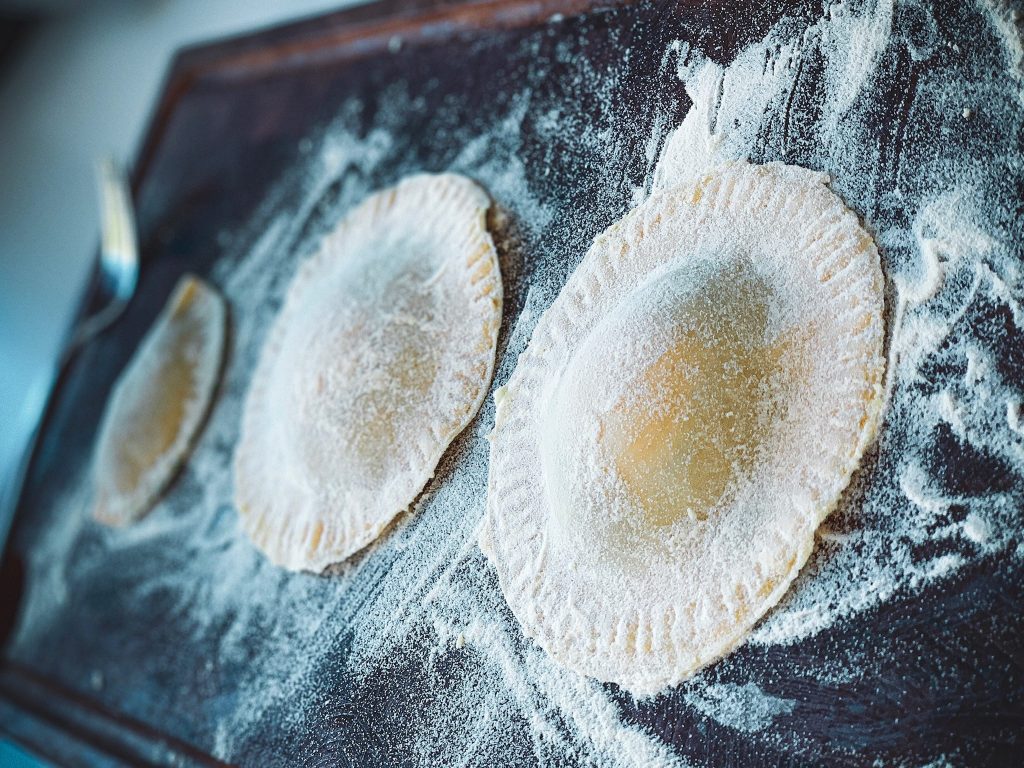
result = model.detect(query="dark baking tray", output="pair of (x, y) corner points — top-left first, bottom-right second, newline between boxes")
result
(1, 0), (1022, 765)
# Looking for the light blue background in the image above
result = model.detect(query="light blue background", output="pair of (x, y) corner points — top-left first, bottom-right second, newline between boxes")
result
(0, 740), (50, 767)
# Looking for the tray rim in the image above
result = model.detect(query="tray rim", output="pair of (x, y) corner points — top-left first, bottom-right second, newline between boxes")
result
(132, 0), (637, 196)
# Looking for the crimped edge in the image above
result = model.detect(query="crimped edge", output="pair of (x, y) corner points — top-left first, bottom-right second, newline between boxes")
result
(93, 275), (228, 526)
(480, 161), (886, 695)
(234, 173), (503, 572)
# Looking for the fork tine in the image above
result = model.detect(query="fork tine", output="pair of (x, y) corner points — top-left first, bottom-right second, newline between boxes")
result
(66, 156), (140, 352)
(97, 157), (117, 252)
(96, 156), (137, 263)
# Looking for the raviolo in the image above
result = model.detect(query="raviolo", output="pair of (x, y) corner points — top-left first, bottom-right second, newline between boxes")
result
(481, 162), (886, 694)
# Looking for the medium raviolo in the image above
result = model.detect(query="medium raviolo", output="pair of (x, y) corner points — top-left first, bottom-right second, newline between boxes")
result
(93, 275), (227, 526)
(480, 162), (886, 694)
(235, 173), (502, 572)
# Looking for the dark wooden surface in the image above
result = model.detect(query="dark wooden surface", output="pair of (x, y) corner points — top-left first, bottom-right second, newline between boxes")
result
(2, 0), (1023, 765)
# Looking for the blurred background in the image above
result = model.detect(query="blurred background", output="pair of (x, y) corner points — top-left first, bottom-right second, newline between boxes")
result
(0, 0), (367, 552)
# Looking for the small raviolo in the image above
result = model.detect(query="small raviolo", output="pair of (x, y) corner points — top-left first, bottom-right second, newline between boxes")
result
(480, 162), (886, 694)
(235, 173), (503, 572)
(93, 275), (227, 526)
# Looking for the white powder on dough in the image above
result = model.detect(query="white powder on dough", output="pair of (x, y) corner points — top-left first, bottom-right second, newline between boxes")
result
(483, 157), (886, 696)
(8, 1), (1023, 764)
(342, 0), (1021, 747)
(233, 172), (501, 572)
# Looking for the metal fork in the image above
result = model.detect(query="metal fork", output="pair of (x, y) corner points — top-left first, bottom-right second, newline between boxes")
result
(0, 157), (139, 549)
(70, 158), (140, 352)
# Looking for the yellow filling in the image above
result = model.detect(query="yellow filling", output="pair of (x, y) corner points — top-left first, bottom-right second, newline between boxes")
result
(599, 265), (796, 531)
(110, 280), (204, 495)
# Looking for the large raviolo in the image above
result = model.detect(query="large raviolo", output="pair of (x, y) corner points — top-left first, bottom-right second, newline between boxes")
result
(481, 162), (886, 694)
(236, 174), (502, 572)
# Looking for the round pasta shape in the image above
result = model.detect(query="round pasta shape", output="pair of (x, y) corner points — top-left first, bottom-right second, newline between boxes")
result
(93, 275), (226, 526)
(481, 162), (886, 694)
(235, 174), (502, 572)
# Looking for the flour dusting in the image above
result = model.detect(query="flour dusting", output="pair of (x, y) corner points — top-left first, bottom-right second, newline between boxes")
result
(684, 682), (796, 734)
(6, 1), (1023, 765)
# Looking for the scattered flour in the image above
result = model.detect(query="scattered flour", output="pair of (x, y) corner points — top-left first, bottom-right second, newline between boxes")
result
(7, 0), (1023, 765)
(683, 682), (796, 734)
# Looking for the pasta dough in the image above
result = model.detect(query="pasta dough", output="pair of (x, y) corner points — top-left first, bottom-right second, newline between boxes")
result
(480, 162), (885, 694)
(235, 174), (502, 572)
(93, 275), (226, 525)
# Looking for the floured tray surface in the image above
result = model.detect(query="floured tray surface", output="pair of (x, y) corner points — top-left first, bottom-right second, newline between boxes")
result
(3, 0), (1022, 765)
